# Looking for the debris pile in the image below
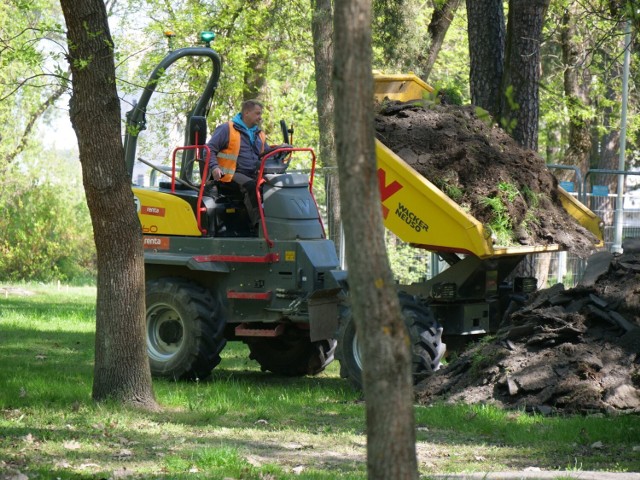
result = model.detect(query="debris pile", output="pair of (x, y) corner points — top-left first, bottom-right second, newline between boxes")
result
(417, 240), (640, 414)
(374, 98), (638, 413)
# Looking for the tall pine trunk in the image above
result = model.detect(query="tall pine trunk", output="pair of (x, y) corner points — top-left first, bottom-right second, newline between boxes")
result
(466, 0), (505, 118)
(60, 0), (157, 409)
(334, 1), (418, 478)
(311, 0), (341, 256)
(501, 0), (550, 150)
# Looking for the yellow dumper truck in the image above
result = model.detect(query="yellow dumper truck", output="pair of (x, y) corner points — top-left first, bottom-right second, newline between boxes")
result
(127, 34), (601, 389)
(334, 74), (603, 388)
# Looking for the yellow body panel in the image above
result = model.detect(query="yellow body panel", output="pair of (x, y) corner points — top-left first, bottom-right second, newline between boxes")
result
(557, 187), (604, 247)
(373, 73), (434, 102)
(377, 140), (492, 257)
(133, 187), (201, 236)
(374, 72), (604, 258)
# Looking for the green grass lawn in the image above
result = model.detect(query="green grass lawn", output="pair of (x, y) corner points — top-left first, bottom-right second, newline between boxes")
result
(1, 284), (639, 479)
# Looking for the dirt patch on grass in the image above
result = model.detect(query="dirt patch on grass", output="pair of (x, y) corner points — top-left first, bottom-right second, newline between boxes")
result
(374, 100), (599, 256)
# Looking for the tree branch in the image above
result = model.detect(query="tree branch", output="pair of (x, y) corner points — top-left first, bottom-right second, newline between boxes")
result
(1, 75), (70, 171)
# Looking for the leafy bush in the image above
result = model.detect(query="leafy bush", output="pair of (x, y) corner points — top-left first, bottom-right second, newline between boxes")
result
(0, 153), (95, 283)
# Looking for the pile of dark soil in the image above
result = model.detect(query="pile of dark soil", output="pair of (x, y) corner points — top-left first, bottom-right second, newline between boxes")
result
(373, 99), (638, 413)
(416, 245), (640, 414)
(374, 100), (599, 256)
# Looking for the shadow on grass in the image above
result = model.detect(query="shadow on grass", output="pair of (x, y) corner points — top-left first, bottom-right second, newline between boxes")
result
(0, 421), (367, 479)
(0, 326), (95, 409)
(3, 303), (640, 475)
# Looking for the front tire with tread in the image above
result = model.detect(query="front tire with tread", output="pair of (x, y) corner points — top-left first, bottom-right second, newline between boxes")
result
(146, 278), (226, 380)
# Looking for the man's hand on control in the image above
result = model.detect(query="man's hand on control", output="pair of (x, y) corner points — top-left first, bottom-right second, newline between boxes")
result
(212, 167), (222, 181)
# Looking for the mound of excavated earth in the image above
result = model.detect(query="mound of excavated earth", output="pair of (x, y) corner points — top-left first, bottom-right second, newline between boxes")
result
(416, 242), (640, 414)
(374, 100), (599, 257)
(374, 99), (638, 413)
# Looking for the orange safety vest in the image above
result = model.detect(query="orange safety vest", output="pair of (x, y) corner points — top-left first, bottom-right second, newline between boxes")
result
(217, 121), (267, 182)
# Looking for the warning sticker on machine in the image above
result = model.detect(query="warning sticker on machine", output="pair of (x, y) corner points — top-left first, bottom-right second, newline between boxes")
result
(143, 236), (170, 250)
(395, 203), (429, 233)
(141, 205), (166, 217)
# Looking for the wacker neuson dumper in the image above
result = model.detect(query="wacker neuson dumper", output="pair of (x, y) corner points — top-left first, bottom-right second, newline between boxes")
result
(126, 35), (602, 389)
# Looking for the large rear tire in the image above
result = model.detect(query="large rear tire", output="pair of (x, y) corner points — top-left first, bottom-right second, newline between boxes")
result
(336, 293), (445, 389)
(400, 292), (446, 382)
(246, 330), (336, 376)
(146, 278), (226, 380)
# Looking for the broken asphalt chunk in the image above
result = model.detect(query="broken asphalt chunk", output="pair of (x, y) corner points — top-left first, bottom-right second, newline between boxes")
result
(580, 251), (613, 286)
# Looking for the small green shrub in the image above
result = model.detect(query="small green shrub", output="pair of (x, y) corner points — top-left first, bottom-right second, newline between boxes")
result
(479, 195), (513, 246)
(498, 181), (520, 202)
(0, 155), (96, 284)
(443, 183), (464, 202)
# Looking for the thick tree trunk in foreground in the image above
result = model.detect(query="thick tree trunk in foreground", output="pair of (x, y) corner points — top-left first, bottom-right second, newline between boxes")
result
(311, 0), (341, 256)
(466, 0), (505, 118)
(60, 0), (157, 409)
(334, 1), (418, 478)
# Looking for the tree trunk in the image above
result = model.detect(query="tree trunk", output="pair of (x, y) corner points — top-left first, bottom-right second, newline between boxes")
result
(561, 5), (592, 174)
(334, 1), (418, 479)
(545, 124), (563, 166)
(59, 0), (157, 410)
(311, 0), (342, 256)
(465, 0), (505, 118)
(534, 252), (551, 288)
(501, 0), (550, 150)
(244, 51), (269, 101)
(499, 0), (549, 285)
(422, 0), (462, 81)
(597, 32), (627, 204)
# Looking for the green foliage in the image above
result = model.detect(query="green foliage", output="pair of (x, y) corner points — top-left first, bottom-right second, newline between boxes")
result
(0, 0), (67, 170)
(72, 56), (92, 70)
(538, 2), (640, 166)
(372, 0), (432, 78)
(480, 182), (546, 245)
(479, 193), (513, 246)
(0, 153), (95, 284)
(372, 0), (407, 58)
(430, 81), (465, 106)
(427, 8), (470, 100)
(386, 232), (429, 284)
(442, 182), (463, 202)
(498, 181), (519, 203)
(480, 182), (533, 245)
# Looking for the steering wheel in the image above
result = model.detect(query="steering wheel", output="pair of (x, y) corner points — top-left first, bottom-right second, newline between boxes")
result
(262, 144), (292, 174)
